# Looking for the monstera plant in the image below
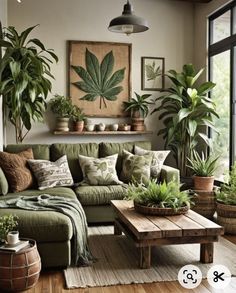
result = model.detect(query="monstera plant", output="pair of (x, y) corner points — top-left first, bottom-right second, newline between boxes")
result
(72, 49), (125, 109)
(152, 64), (218, 177)
(0, 25), (58, 143)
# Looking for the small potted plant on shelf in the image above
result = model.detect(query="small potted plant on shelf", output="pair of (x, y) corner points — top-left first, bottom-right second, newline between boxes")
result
(49, 94), (73, 131)
(125, 179), (191, 216)
(123, 92), (153, 131)
(216, 163), (236, 234)
(187, 150), (219, 192)
(0, 215), (18, 244)
(71, 105), (86, 132)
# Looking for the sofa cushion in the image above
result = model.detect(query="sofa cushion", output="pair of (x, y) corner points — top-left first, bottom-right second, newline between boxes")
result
(134, 146), (170, 179)
(99, 141), (152, 175)
(28, 155), (74, 190)
(78, 154), (122, 186)
(5, 144), (50, 160)
(0, 168), (8, 195)
(120, 150), (153, 184)
(75, 184), (127, 205)
(0, 187), (77, 242)
(51, 143), (99, 183)
(0, 149), (34, 192)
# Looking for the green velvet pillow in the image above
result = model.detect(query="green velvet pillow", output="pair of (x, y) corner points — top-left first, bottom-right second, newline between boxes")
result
(78, 154), (122, 186)
(120, 150), (152, 185)
(0, 167), (8, 195)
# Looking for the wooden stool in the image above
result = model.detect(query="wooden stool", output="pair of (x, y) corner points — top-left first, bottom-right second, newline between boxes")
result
(0, 239), (41, 292)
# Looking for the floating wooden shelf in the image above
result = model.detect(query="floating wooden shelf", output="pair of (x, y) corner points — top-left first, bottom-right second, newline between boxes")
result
(53, 130), (153, 136)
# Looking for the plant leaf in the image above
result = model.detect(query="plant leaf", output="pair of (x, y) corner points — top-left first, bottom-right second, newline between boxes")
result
(100, 51), (114, 86)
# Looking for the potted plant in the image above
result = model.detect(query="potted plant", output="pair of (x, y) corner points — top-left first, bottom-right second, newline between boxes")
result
(49, 94), (73, 131)
(0, 215), (18, 244)
(0, 25), (58, 143)
(125, 179), (191, 216)
(187, 150), (219, 191)
(123, 92), (153, 131)
(151, 64), (218, 177)
(216, 163), (236, 234)
(71, 105), (86, 132)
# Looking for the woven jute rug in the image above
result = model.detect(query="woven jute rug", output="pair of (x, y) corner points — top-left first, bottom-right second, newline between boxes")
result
(64, 226), (236, 288)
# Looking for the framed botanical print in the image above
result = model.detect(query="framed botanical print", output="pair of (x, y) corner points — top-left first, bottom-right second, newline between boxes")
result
(141, 57), (165, 91)
(68, 41), (132, 117)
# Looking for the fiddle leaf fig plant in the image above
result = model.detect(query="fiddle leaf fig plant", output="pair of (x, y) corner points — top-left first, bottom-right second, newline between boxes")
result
(0, 25), (58, 143)
(152, 64), (219, 177)
(72, 49), (125, 109)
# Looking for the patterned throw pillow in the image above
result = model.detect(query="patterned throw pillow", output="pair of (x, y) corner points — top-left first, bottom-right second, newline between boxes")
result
(120, 150), (152, 184)
(78, 154), (122, 186)
(134, 146), (170, 179)
(0, 149), (34, 192)
(28, 155), (74, 190)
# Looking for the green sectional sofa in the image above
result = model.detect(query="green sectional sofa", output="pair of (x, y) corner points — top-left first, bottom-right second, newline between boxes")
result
(0, 141), (179, 268)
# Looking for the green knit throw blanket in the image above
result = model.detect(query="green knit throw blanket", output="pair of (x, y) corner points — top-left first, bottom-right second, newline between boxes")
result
(0, 194), (92, 266)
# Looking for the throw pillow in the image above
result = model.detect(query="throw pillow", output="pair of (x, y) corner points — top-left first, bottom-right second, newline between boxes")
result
(28, 155), (74, 190)
(0, 149), (34, 192)
(0, 167), (9, 195)
(120, 150), (152, 184)
(134, 146), (170, 179)
(78, 154), (122, 186)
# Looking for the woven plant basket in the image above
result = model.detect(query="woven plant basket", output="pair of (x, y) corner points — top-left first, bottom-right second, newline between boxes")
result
(217, 216), (236, 234)
(134, 201), (189, 216)
(216, 202), (236, 218)
(191, 190), (216, 219)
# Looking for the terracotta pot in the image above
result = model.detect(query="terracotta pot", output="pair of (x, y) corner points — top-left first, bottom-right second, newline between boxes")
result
(73, 120), (84, 132)
(193, 176), (214, 192)
(55, 117), (69, 132)
(131, 117), (146, 131)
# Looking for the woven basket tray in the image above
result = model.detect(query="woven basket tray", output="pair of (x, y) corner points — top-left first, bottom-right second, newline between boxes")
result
(134, 201), (189, 216)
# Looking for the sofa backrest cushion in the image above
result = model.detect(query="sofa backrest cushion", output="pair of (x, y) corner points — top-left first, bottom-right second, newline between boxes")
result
(99, 141), (152, 175)
(5, 144), (50, 160)
(51, 143), (99, 182)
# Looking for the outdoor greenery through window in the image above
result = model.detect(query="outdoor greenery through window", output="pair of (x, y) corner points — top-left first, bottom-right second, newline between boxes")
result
(209, 1), (236, 181)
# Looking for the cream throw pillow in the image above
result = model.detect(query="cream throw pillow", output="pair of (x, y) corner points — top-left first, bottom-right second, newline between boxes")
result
(78, 154), (122, 186)
(28, 155), (74, 190)
(134, 146), (170, 179)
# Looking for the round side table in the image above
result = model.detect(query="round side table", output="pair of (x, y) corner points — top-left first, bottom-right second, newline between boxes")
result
(0, 239), (41, 292)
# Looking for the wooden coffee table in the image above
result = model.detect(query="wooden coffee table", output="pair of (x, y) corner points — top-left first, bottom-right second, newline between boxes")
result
(111, 200), (224, 269)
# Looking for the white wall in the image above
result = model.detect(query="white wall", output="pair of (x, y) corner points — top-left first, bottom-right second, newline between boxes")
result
(0, 0), (7, 151)
(7, 0), (194, 152)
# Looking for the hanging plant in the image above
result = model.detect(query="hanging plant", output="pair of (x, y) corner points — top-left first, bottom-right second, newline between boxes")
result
(0, 25), (58, 143)
(72, 49), (125, 109)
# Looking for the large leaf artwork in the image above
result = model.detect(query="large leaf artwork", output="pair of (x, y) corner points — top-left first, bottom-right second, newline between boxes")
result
(72, 49), (125, 109)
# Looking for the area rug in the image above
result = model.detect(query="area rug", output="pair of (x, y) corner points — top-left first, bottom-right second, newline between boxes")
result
(64, 226), (236, 288)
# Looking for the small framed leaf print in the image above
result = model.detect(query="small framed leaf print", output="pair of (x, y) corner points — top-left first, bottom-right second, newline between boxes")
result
(141, 57), (165, 91)
(68, 41), (132, 117)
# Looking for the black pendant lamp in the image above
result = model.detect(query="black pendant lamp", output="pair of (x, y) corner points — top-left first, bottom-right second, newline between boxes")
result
(108, 0), (149, 36)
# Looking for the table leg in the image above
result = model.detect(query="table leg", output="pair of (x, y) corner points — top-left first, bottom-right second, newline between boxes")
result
(200, 243), (214, 263)
(114, 220), (122, 235)
(139, 246), (151, 269)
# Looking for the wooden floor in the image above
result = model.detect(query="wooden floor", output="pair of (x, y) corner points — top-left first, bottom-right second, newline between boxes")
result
(23, 235), (236, 293)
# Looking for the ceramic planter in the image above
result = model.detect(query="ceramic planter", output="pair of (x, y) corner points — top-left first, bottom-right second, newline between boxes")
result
(73, 121), (84, 132)
(55, 117), (70, 132)
(193, 175), (214, 192)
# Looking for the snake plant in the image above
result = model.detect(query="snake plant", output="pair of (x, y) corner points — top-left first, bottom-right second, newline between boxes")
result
(72, 49), (125, 109)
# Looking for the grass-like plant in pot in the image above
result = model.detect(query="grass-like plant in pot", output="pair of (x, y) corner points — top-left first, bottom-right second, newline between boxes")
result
(187, 150), (219, 192)
(49, 94), (73, 132)
(71, 105), (86, 132)
(123, 92), (153, 131)
(125, 179), (191, 216)
(0, 215), (18, 243)
(216, 163), (236, 234)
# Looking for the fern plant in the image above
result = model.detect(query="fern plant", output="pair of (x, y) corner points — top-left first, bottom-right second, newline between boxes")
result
(187, 150), (219, 177)
(216, 163), (236, 205)
(72, 49), (125, 109)
(126, 179), (191, 209)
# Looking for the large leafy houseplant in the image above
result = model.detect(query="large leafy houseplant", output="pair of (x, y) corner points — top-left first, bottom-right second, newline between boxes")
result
(0, 25), (58, 143)
(152, 64), (218, 177)
(72, 49), (125, 109)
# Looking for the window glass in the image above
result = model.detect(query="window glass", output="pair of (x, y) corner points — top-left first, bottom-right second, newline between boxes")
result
(211, 10), (231, 44)
(210, 50), (230, 181)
